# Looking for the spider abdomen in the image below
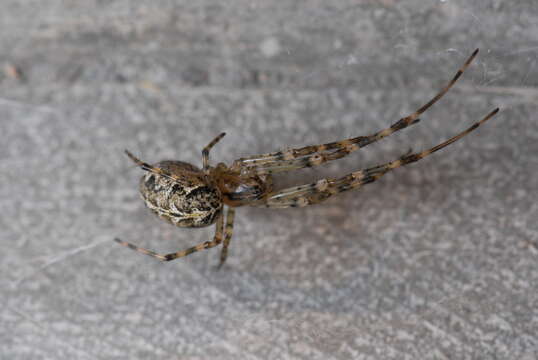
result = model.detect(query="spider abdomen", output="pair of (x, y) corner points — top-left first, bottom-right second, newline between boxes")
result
(139, 161), (222, 228)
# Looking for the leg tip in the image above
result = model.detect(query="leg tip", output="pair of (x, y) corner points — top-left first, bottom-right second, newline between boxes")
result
(216, 259), (227, 270)
(124, 149), (138, 162)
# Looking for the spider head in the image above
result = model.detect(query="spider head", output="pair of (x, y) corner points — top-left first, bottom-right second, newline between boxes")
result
(139, 161), (223, 228)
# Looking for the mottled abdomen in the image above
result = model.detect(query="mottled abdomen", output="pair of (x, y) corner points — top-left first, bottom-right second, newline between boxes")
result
(139, 161), (222, 228)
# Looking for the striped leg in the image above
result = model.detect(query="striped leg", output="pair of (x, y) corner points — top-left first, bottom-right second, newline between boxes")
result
(218, 208), (236, 269)
(114, 213), (224, 261)
(234, 49), (480, 175)
(202, 132), (226, 170)
(261, 108), (499, 208)
(124, 149), (203, 183)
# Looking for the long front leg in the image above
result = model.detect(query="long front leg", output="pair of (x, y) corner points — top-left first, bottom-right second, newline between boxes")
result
(114, 213), (224, 261)
(234, 49), (480, 174)
(260, 108), (498, 208)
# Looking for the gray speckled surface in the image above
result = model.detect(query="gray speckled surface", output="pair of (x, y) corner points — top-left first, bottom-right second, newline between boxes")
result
(1, 1), (537, 359)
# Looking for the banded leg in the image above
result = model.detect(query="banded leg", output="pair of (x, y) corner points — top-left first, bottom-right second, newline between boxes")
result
(202, 132), (226, 170)
(218, 207), (236, 269)
(124, 149), (203, 183)
(114, 213), (224, 261)
(233, 49), (480, 174)
(261, 108), (499, 208)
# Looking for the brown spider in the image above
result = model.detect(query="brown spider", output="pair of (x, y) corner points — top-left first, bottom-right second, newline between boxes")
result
(115, 48), (499, 268)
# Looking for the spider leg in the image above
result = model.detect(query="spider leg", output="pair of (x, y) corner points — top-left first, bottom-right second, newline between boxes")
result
(217, 207), (236, 269)
(233, 49), (480, 174)
(261, 108), (499, 208)
(202, 132), (226, 170)
(124, 149), (203, 184)
(114, 213), (224, 261)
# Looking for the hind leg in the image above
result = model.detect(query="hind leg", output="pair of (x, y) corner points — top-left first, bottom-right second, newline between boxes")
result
(114, 213), (225, 261)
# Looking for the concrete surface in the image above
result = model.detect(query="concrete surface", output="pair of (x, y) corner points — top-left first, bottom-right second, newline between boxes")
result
(1, 1), (537, 359)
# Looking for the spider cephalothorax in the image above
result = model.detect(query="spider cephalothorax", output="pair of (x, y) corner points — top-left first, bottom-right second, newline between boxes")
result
(115, 49), (499, 267)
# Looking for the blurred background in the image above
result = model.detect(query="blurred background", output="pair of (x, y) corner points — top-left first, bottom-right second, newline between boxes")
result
(1, 1), (537, 359)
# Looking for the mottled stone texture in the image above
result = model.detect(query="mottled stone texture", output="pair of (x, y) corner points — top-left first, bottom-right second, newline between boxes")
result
(1, 1), (537, 359)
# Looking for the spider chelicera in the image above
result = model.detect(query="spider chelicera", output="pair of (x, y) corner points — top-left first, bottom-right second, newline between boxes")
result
(115, 48), (499, 268)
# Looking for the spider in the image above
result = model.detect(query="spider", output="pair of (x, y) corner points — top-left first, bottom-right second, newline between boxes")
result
(115, 48), (499, 268)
